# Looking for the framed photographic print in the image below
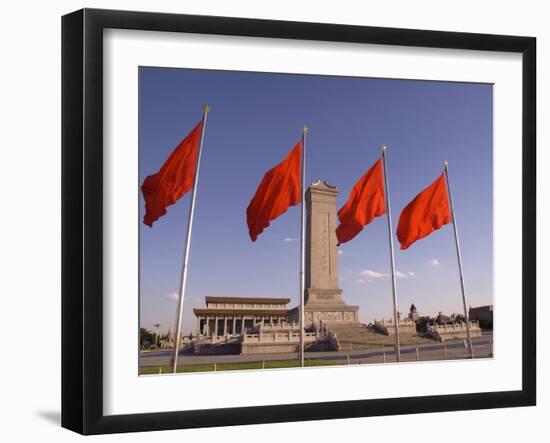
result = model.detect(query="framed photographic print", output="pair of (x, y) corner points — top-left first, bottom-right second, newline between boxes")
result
(61, 8), (536, 435)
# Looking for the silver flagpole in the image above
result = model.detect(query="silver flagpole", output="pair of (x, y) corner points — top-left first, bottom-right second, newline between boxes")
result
(443, 161), (474, 359)
(381, 145), (401, 362)
(171, 105), (210, 373)
(299, 126), (308, 368)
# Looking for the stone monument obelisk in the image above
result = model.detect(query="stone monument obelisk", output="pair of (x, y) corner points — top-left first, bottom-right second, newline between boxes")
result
(289, 180), (359, 327)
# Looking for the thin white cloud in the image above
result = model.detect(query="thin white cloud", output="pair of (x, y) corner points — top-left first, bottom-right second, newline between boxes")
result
(358, 269), (415, 282)
(429, 258), (441, 266)
(361, 270), (387, 279)
(284, 237), (297, 242)
(165, 292), (178, 301)
(338, 250), (344, 255)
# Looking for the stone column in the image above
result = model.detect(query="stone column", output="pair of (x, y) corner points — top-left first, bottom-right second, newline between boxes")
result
(305, 181), (342, 302)
(214, 316), (219, 336)
(205, 315), (210, 336)
(241, 316), (246, 333)
(301, 181), (359, 326)
(232, 316), (236, 335)
(223, 317), (228, 336)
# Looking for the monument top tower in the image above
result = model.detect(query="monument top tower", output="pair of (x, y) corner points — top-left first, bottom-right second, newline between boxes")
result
(305, 181), (342, 300)
(288, 180), (359, 327)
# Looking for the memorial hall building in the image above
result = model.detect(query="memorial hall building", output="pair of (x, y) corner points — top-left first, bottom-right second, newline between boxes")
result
(193, 296), (292, 337)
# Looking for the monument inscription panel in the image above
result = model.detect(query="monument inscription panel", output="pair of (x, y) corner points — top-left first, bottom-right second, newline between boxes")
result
(298, 180), (360, 326)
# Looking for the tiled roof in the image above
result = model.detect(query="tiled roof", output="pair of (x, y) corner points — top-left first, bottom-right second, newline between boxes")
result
(205, 296), (290, 304)
(193, 308), (290, 316)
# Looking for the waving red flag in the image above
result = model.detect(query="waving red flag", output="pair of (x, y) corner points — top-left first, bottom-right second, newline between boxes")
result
(141, 121), (203, 227)
(247, 141), (302, 241)
(336, 159), (386, 244)
(397, 173), (451, 250)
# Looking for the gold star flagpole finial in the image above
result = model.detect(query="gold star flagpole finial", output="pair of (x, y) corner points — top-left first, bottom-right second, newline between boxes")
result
(302, 125), (309, 134)
(203, 104), (210, 114)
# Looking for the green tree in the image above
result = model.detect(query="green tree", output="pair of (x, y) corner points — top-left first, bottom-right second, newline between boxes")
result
(140, 327), (155, 349)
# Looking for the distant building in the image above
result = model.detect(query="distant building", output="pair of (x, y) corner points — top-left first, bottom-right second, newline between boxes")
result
(436, 311), (452, 324)
(450, 313), (464, 322)
(469, 305), (493, 322)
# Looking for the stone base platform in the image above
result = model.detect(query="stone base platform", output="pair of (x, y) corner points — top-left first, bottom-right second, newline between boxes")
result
(240, 326), (322, 354)
(325, 323), (435, 350)
(374, 319), (417, 336)
(193, 339), (242, 355)
(193, 325), (337, 355)
(287, 303), (360, 328)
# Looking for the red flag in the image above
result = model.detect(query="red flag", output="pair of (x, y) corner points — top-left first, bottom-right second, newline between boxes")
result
(247, 141), (302, 241)
(141, 121), (203, 227)
(336, 159), (386, 244)
(397, 173), (451, 250)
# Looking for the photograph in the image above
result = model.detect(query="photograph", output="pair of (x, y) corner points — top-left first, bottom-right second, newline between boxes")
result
(138, 67), (494, 375)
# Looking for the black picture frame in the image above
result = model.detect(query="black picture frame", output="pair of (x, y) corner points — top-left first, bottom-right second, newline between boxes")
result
(61, 8), (536, 435)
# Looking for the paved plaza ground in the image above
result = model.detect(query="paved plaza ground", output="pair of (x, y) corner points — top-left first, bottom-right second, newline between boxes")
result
(139, 334), (493, 374)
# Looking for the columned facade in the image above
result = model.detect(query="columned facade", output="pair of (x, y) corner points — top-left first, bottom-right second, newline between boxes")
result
(193, 296), (290, 338)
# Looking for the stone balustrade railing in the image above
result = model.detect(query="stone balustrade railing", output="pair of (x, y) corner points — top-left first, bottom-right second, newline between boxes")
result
(242, 331), (319, 343)
(375, 318), (416, 326)
(255, 322), (299, 331)
(373, 318), (417, 336)
(430, 321), (480, 331)
(426, 321), (482, 342)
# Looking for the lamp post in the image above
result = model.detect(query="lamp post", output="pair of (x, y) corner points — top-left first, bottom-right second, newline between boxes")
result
(154, 323), (161, 347)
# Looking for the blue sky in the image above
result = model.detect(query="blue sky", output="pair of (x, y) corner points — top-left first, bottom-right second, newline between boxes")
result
(139, 67), (493, 335)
